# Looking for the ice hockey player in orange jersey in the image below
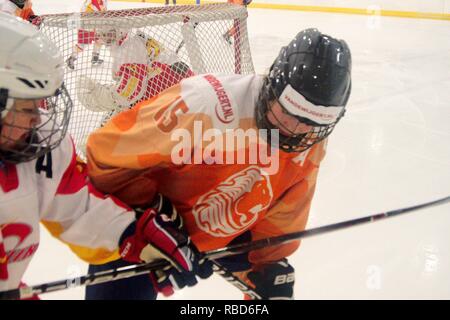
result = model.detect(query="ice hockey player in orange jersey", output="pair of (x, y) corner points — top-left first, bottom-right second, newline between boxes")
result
(86, 28), (352, 300)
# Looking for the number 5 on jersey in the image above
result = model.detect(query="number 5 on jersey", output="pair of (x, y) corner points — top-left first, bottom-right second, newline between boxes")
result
(154, 96), (189, 133)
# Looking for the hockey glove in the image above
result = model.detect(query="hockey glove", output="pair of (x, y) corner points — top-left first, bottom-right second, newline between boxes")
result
(149, 245), (213, 297)
(119, 194), (213, 296)
(148, 194), (213, 296)
(119, 209), (191, 271)
(76, 76), (126, 112)
(246, 259), (295, 300)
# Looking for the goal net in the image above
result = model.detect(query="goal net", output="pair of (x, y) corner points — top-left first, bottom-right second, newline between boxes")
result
(39, 3), (254, 159)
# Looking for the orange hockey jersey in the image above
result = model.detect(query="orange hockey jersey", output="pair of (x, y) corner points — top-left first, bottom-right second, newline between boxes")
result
(87, 74), (326, 265)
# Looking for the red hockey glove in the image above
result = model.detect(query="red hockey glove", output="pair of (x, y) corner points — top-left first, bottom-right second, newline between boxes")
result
(150, 194), (212, 296)
(119, 208), (192, 272)
(119, 194), (213, 296)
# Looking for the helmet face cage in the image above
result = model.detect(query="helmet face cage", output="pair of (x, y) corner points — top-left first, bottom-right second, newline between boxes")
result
(255, 77), (344, 153)
(0, 84), (73, 164)
(255, 29), (351, 153)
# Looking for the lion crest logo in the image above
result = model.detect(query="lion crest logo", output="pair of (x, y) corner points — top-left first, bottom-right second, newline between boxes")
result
(192, 166), (273, 237)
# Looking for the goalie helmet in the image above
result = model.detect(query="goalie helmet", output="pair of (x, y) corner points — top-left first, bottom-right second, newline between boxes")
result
(146, 38), (162, 60)
(136, 31), (162, 60)
(0, 13), (73, 164)
(256, 28), (352, 153)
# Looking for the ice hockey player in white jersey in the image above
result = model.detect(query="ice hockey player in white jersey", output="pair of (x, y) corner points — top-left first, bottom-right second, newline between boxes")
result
(66, 0), (109, 69)
(77, 32), (194, 117)
(0, 13), (210, 298)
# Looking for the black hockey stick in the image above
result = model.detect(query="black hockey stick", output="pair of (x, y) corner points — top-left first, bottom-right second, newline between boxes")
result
(211, 261), (263, 300)
(1, 195), (448, 300)
(207, 195), (450, 260)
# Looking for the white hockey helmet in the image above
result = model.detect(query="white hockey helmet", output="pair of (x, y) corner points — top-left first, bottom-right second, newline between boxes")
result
(0, 13), (64, 101)
(0, 12), (73, 163)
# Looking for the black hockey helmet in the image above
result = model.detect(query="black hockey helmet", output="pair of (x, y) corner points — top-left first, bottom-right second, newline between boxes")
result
(256, 28), (352, 153)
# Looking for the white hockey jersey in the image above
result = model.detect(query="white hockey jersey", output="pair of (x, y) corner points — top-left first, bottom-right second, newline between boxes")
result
(0, 130), (135, 292)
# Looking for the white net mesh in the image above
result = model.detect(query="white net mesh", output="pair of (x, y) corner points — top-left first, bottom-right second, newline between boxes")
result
(39, 3), (254, 158)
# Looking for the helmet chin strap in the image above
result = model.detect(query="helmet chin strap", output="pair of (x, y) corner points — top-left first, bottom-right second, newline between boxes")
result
(0, 89), (14, 120)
